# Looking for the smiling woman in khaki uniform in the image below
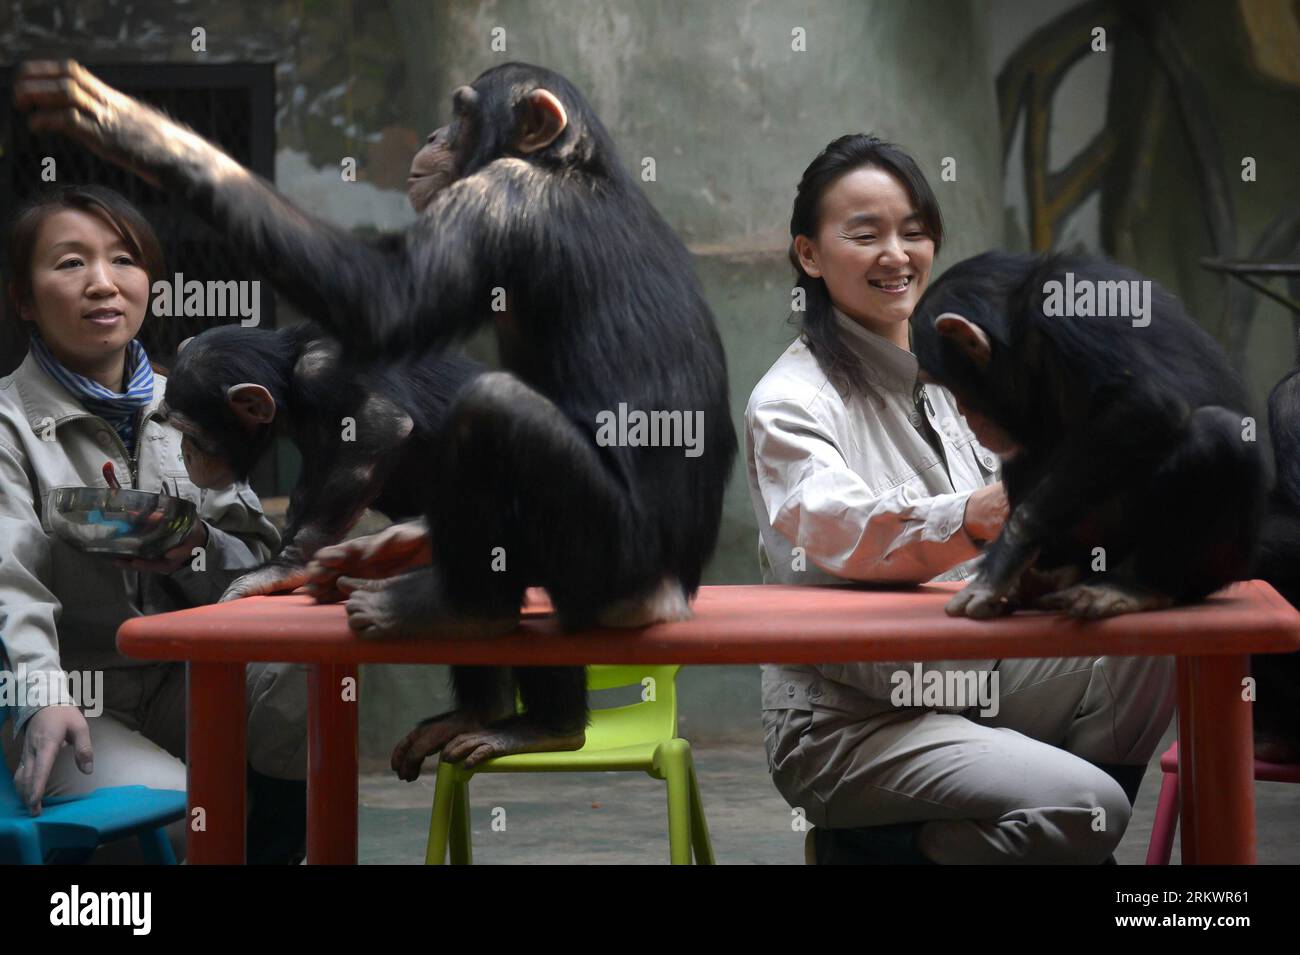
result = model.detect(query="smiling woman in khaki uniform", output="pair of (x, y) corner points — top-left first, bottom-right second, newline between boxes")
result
(0, 186), (306, 863)
(746, 135), (1175, 864)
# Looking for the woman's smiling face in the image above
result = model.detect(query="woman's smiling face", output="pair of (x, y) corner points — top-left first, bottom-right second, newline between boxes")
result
(794, 165), (935, 336)
(19, 207), (150, 377)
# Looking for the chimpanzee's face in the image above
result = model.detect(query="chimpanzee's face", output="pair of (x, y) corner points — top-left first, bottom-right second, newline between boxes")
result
(956, 404), (1019, 457)
(947, 387), (1020, 458)
(917, 367), (1020, 458)
(179, 431), (238, 489)
(153, 404), (240, 489)
(408, 85), (481, 214)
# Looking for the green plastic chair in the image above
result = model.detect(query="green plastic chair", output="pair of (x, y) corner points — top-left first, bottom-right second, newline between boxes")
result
(424, 664), (714, 864)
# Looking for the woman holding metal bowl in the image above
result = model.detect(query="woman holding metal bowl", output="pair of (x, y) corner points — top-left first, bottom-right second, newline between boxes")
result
(0, 185), (304, 863)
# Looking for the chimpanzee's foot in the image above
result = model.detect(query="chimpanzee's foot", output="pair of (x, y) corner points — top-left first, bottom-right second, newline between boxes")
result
(440, 714), (586, 769)
(305, 519), (432, 601)
(946, 579), (1013, 619)
(307, 569), (369, 603)
(596, 576), (693, 627)
(220, 561), (309, 602)
(343, 569), (519, 639)
(306, 521), (432, 602)
(391, 710), (491, 781)
(1037, 581), (1174, 618)
(335, 575), (394, 594)
(1008, 565), (1084, 609)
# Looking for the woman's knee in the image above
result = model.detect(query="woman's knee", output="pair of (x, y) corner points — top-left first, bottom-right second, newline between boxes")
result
(1010, 763), (1132, 863)
(763, 709), (830, 828)
(246, 662), (309, 779)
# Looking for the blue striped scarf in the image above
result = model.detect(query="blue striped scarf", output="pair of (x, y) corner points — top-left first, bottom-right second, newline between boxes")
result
(30, 332), (155, 453)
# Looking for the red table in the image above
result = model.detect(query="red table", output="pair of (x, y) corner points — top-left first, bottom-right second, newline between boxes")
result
(117, 580), (1300, 864)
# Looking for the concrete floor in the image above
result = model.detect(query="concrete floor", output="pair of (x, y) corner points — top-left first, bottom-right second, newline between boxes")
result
(356, 722), (1300, 864)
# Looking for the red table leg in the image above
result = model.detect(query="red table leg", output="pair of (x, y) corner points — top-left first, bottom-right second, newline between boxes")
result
(1176, 654), (1255, 864)
(307, 662), (359, 864)
(187, 662), (247, 864)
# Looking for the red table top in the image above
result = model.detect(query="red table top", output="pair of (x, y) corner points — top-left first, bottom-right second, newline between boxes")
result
(116, 580), (1300, 665)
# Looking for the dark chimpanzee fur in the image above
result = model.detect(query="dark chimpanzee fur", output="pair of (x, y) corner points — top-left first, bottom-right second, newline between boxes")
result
(15, 60), (737, 765)
(910, 250), (1267, 620)
(1252, 369), (1300, 759)
(154, 322), (482, 601)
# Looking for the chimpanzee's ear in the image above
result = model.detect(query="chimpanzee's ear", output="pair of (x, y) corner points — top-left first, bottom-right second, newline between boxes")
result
(515, 89), (568, 154)
(934, 312), (992, 369)
(226, 383), (276, 428)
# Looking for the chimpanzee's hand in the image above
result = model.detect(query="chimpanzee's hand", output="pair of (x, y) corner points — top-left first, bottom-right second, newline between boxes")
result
(13, 60), (238, 186)
(945, 576), (1013, 619)
(14, 61), (154, 174)
(220, 561), (311, 602)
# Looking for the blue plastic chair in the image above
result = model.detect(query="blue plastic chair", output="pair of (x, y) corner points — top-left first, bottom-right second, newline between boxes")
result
(0, 707), (186, 864)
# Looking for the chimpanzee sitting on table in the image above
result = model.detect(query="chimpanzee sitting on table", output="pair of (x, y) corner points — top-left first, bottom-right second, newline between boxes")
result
(910, 250), (1267, 621)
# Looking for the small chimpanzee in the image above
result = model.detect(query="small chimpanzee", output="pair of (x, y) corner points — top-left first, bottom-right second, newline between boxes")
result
(910, 250), (1266, 620)
(15, 60), (737, 767)
(152, 322), (482, 601)
(1252, 368), (1300, 760)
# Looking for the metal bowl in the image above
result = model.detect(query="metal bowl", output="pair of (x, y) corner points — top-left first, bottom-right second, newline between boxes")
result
(47, 485), (198, 560)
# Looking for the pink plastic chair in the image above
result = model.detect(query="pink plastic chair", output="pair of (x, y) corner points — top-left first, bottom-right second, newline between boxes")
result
(1146, 740), (1300, 864)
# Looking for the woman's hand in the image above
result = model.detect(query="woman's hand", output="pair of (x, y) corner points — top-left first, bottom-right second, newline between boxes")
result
(962, 482), (1009, 543)
(14, 705), (93, 815)
(113, 519), (210, 575)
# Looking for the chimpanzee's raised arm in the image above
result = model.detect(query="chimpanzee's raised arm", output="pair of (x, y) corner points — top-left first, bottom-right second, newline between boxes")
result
(12, 61), (494, 355)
